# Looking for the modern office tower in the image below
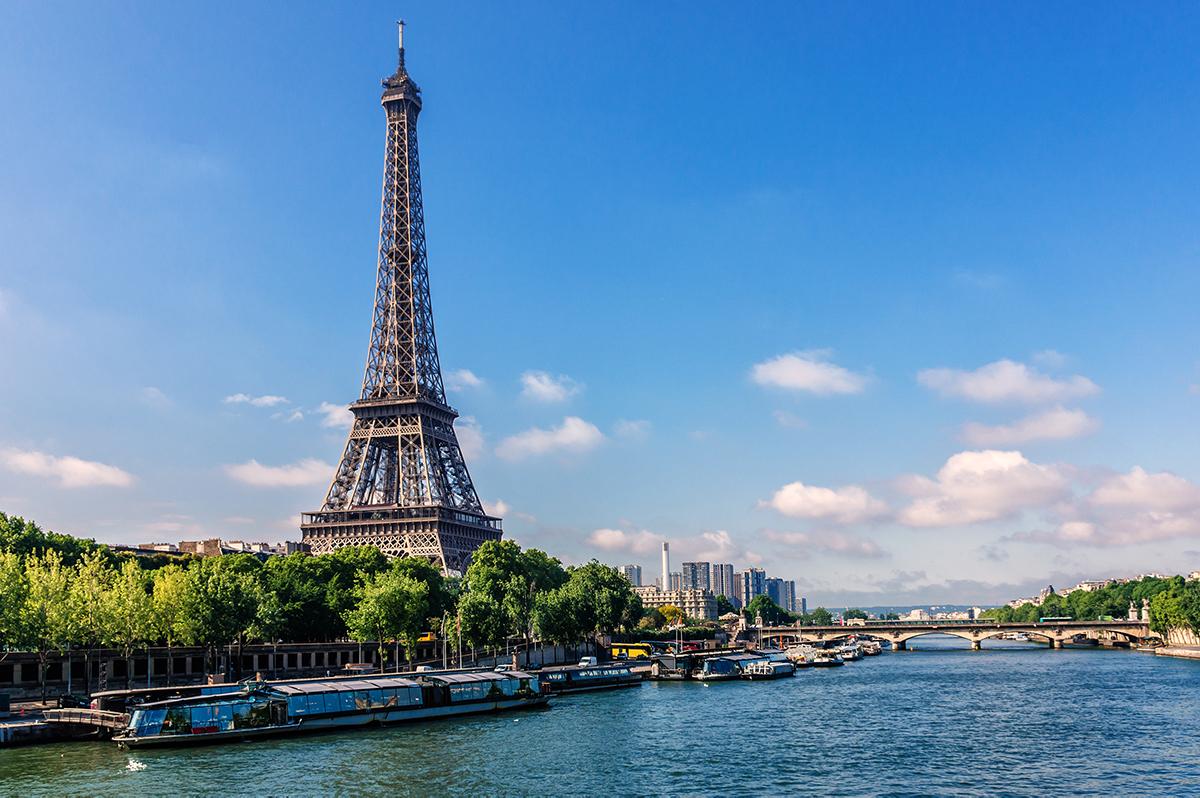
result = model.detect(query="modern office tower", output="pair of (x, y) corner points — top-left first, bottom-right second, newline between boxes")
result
(620, 564), (642, 586)
(681, 562), (711, 591)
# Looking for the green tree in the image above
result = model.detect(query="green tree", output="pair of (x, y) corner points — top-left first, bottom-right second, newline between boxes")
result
(69, 550), (114, 694)
(809, 607), (833, 626)
(563, 561), (641, 638)
(103, 560), (153, 689)
(532, 585), (584, 653)
(0, 552), (28, 656)
(344, 570), (430, 670)
(744, 595), (791, 626)
(184, 555), (262, 679)
(844, 608), (869, 620)
(715, 595), (737, 616)
(20, 550), (75, 701)
(151, 565), (193, 685)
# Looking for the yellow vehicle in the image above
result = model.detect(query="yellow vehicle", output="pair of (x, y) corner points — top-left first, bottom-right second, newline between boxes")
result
(610, 643), (653, 661)
(418, 632), (437, 643)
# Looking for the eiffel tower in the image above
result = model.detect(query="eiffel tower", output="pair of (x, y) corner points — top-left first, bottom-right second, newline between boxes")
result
(301, 23), (501, 573)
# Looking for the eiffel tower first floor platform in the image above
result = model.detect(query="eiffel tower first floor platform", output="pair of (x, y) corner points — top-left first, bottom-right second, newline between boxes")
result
(300, 506), (502, 574)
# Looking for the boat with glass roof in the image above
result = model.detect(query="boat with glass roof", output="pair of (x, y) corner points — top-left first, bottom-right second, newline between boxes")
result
(113, 670), (546, 749)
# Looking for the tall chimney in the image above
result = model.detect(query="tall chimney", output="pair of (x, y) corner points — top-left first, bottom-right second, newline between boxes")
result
(661, 541), (670, 591)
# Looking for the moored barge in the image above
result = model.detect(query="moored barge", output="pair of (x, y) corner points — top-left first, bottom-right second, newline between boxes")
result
(114, 671), (545, 749)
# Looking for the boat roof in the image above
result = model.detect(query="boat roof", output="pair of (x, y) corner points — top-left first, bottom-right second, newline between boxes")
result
(272, 676), (421, 695)
(134, 690), (252, 710)
(423, 671), (527, 684)
(716, 653), (766, 663)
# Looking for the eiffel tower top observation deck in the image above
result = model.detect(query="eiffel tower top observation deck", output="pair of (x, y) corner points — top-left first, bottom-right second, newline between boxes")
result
(301, 24), (501, 573)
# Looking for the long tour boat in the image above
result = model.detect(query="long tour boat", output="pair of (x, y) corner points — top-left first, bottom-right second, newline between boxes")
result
(113, 671), (546, 749)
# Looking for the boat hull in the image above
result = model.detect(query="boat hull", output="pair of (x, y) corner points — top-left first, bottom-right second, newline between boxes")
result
(114, 696), (549, 749)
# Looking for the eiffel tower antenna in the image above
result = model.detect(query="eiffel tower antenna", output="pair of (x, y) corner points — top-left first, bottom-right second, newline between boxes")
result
(301, 26), (502, 574)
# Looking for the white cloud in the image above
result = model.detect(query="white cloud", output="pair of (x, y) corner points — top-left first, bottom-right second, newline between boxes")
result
(761, 481), (887, 524)
(447, 369), (485, 391)
(1090, 467), (1200, 511)
(495, 416), (604, 461)
(763, 530), (887, 559)
(961, 407), (1099, 446)
(1, 448), (135, 488)
(519, 371), (581, 403)
(272, 409), (304, 423)
(587, 528), (661, 556)
(482, 499), (510, 517)
(456, 416), (485, 461)
(224, 458), (331, 488)
(613, 419), (651, 440)
(898, 450), (1070, 527)
(751, 351), (868, 395)
(224, 393), (290, 408)
(317, 402), (354, 429)
(918, 359), (1099, 405)
(139, 386), (171, 409)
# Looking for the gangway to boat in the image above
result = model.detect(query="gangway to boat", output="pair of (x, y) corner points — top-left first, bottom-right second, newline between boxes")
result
(42, 708), (129, 739)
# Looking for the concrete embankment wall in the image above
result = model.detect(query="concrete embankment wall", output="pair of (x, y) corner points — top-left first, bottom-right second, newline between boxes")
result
(1163, 627), (1200, 646)
(1154, 626), (1200, 661)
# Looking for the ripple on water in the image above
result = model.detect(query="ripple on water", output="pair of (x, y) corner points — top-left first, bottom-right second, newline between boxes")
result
(2, 640), (1199, 797)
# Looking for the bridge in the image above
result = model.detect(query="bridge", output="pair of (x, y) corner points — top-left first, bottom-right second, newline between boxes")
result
(759, 620), (1157, 650)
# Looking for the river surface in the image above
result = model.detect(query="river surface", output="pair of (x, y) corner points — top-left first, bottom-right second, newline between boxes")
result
(3, 638), (1199, 797)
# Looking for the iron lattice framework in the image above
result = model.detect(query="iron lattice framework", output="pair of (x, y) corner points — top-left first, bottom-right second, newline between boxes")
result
(301, 28), (501, 573)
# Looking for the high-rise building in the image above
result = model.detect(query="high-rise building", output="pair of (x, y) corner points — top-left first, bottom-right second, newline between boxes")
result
(800, 597), (808, 615)
(620, 564), (642, 586)
(661, 542), (670, 594)
(739, 568), (767, 608)
(669, 572), (682, 591)
(301, 26), (501, 573)
(766, 577), (785, 607)
(681, 562), (711, 591)
(780, 580), (797, 613)
(711, 563), (735, 601)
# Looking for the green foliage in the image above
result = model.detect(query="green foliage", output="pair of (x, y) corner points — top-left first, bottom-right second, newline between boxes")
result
(0, 551), (28, 650)
(715, 595), (737, 616)
(343, 570), (430, 668)
(564, 560), (641, 637)
(844, 608), (869, 620)
(796, 607), (833, 626)
(983, 577), (1194, 630)
(0, 511), (105, 565)
(151, 565), (194, 648)
(744, 594), (793, 626)
(659, 604), (684, 626)
(183, 555), (262, 655)
(461, 540), (569, 648)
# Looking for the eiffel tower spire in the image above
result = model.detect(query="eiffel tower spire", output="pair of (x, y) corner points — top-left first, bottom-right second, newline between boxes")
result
(302, 27), (502, 573)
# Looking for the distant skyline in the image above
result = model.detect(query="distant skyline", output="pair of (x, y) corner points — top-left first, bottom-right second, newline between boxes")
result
(2, 4), (1199, 606)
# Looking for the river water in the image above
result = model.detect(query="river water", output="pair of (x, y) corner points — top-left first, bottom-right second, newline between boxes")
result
(3, 638), (1199, 797)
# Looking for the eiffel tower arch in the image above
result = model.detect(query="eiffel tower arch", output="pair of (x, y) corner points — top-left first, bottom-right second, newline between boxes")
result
(301, 24), (501, 574)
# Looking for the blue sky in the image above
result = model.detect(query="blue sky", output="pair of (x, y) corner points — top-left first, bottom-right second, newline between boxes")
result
(1, 3), (1198, 605)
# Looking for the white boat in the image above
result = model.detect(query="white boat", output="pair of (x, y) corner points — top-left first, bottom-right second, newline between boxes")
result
(740, 660), (795, 680)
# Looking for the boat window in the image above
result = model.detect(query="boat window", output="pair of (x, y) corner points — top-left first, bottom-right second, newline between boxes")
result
(306, 694), (325, 714)
(133, 708), (166, 735)
(497, 679), (517, 697)
(340, 692), (357, 712)
(289, 695), (307, 716)
(190, 705), (219, 731)
(163, 706), (191, 735)
(368, 689), (384, 707)
(215, 702), (235, 731)
(405, 686), (423, 705)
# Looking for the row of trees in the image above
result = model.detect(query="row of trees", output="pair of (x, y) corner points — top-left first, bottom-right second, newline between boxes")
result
(0, 513), (645, 698)
(981, 576), (1200, 634)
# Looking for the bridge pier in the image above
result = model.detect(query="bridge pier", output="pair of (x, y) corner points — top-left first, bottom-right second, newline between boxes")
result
(1051, 639), (1063, 649)
(971, 640), (981, 651)
(892, 640), (906, 651)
